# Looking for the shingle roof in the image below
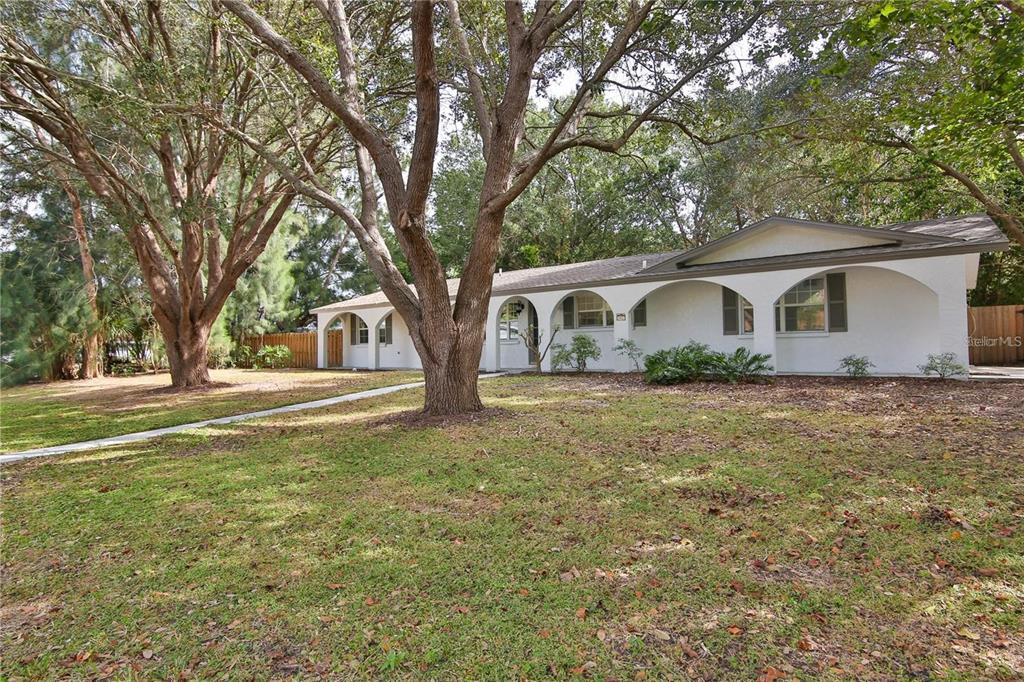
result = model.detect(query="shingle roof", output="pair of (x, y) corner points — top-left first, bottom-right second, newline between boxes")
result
(312, 214), (1007, 312)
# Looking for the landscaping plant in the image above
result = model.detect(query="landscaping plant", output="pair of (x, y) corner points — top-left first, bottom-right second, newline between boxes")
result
(709, 347), (774, 384)
(255, 345), (292, 369)
(551, 335), (602, 372)
(613, 338), (645, 372)
(838, 354), (874, 377)
(918, 352), (968, 378)
(643, 341), (718, 384)
(644, 342), (772, 384)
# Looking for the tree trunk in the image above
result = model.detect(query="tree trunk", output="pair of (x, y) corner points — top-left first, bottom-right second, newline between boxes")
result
(61, 178), (103, 379)
(416, 318), (486, 416)
(159, 316), (212, 388)
(421, 349), (484, 415)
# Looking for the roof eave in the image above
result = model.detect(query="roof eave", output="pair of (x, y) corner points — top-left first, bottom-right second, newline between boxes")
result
(489, 240), (1008, 298)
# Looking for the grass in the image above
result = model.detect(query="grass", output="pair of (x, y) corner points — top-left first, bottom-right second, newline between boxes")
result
(1, 374), (1022, 680)
(0, 368), (422, 453)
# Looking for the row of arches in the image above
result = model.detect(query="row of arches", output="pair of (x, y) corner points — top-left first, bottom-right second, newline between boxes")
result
(319, 311), (405, 369)
(490, 265), (942, 372)
(316, 263), (948, 374)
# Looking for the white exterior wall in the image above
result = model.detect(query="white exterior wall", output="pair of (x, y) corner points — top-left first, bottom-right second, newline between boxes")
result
(378, 313), (422, 369)
(316, 253), (973, 375)
(630, 280), (753, 355)
(773, 268), (939, 374)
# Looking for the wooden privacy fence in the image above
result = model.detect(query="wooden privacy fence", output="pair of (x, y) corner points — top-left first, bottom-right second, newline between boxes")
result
(968, 305), (1024, 365)
(247, 331), (342, 368)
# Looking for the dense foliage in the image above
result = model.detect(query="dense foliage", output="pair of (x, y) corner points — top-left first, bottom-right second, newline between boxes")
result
(644, 342), (773, 384)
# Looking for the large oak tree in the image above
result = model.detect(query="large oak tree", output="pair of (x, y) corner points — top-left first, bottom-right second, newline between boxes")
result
(0, 0), (339, 386)
(222, 0), (769, 414)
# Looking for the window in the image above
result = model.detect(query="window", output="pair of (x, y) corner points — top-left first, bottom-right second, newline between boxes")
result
(351, 316), (369, 344)
(776, 277), (826, 332)
(722, 289), (754, 335)
(632, 299), (647, 328)
(575, 293), (614, 328)
(499, 301), (522, 340)
(378, 314), (393, 345)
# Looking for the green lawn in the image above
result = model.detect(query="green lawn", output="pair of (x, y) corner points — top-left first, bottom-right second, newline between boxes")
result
(1, 375), (1022, 680)
(0, 368), (422, 453)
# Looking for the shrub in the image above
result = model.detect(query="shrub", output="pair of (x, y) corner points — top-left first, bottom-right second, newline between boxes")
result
(643, 341), (717, 384)
(254, 344), (292, 369)
(551, 334), (602, 372)
(918, 352), (967, 379)
(644, 342), (772, 384)
(613, 338), (645, 372)
(710, 347), (774, 383)
(231, 344), (257, 368)
(838, 354), (874, 378)
(207, 342), (233, 369)
(550, 344), (570, 372)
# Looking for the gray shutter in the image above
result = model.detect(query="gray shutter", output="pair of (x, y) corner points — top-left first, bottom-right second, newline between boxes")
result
(722, 289), (739, 335)
(827, 273), (847, 332)
(385, 314), (393, 344)
(350, 315), (357, 344)
(562, 296), (575, 329)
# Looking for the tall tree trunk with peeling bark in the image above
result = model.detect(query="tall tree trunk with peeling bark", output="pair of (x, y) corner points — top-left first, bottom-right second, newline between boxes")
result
(60, 181), (103, 379)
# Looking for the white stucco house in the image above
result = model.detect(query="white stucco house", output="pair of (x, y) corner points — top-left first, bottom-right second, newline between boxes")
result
(312, 214), (1008, 375)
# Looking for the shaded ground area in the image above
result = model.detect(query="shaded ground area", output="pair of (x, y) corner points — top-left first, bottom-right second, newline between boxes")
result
(0, 369), (422, 453)
(1, 375), (1022, 680)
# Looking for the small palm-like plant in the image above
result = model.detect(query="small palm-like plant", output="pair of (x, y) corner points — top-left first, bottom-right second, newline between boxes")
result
(710, 347), (774, 383)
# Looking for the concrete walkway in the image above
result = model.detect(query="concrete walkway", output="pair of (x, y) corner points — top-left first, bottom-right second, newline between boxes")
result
(1, 375), (500, 465)
(970, 365), (1024, 380)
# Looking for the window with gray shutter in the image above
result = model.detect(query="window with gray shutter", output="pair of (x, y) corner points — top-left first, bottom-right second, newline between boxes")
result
(722, 288), (739, 335)
(562, 296), (575, 329)
(632, 299), (647, 328)
(827, 272), (847, 332)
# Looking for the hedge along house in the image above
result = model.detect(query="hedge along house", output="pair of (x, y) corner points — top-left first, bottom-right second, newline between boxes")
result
(312, 215), (1008, 375)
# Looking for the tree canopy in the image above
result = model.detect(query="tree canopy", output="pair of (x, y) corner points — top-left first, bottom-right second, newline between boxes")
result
(1, 0), (1020, 393)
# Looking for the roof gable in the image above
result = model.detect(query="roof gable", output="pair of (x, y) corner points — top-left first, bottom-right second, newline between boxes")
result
(642, 217), (957, 273)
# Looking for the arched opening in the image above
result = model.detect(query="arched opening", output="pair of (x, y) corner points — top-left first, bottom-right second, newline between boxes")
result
(770, 266), (939, 374)
(373, 310), (402, 369)
(549, 290), (617, 371)
(321, 313), (346, 368)
(344, 312), (371, 368)
(494, 296), (539, 370)
(625, 279), (755, 357)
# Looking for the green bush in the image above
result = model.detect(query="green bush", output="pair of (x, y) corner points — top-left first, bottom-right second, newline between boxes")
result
(644, 341), (716, 384)
(254, 344), (292, 369)
(613, 338), (645, 371)
(838, 354), (874, 377)
(643, 341), (773, 384)
(231, 344), (256, 368)
(918, 352), (967, 378)
(709, 347), (774, 383)
(207, 342), (233, 369)
(551, 334), (602, 372)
